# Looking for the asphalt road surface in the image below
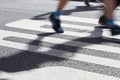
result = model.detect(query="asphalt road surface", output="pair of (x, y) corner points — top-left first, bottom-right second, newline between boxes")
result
(0, 0), (120, 80)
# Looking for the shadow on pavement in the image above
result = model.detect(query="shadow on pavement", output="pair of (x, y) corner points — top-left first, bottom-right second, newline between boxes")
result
(0, 26), (120, 73)
(31, 5), (102, 20)
(62, 5), (102, 15)
(0, 79), (8, 80)
(31, 12), (53, 20)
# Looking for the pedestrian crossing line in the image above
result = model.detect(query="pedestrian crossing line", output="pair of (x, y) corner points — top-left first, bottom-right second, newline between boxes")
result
(5, 19), (95, 31)
(61, 16), (99, 24)
(61, 15), (120, 25)
(1, 39), (120, 69)
(5, 19), (120, 39)
(2, 16), (120, 79)
(0, 66), (120, 80)
(5, 19), (91, 37)
(62, 23), (95, 31)
(1, 30), (120, 54)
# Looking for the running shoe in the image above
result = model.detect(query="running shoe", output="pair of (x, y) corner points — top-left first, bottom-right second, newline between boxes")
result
(49, 13), (64, 33)
(99, 15), (120, 35)
(98, 15), (120, 30)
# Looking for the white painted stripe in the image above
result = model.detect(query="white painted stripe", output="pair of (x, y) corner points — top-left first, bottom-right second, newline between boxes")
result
(0, 66), (120, 80)
(1, 30), (120, 68)
(5, 19), (120, 39)
(5, 19), (95, 31)
(1, 30), (120, 54)
(61, 16), (99, 24)
(5, 19), (91, 37)
(61, 15), (120, 25)
(1, 39), (120, 68)
(62, 23), (94, 31)
(116, 21), (120, 25)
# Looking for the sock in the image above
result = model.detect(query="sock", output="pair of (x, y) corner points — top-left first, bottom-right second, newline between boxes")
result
(106, 19), (115, 26)
(54, 10), (62, 18)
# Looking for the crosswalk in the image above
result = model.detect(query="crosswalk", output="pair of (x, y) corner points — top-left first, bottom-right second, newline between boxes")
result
(0, 15), (120, 80)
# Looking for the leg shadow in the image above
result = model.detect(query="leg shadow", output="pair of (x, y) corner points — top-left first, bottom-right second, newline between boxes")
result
(0, 26), (120, 75)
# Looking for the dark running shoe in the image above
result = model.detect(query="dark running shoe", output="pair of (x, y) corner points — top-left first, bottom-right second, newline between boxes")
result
(99, 15), (120, 35)
(98, 15), (106, 26)
(84, 0), (91, 7)
(98, 15), (120, 29)
(49, 13), (64, 33)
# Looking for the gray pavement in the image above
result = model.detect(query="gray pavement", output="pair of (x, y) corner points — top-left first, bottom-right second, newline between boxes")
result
(0, 0), (120, 80)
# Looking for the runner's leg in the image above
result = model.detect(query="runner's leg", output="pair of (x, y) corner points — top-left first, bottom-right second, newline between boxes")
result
(49, 0), (69, 33)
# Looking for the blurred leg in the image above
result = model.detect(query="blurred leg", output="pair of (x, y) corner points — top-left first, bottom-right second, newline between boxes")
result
(84, 0), (90, 7)
(57, 0), (69, 11)
(49, 0), (69, 33)
(99, 0), (120, 35)
(99, 0), (119, 27)
(54, 0), (69, 18)
(103, 0), (116, 19)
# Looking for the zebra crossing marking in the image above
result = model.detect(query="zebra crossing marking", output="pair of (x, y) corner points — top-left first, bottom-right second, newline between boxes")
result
(61, 16), (98, 24)
(1, 30), (120, 68)
(2, 16), (120, 68)
(5, 19), (91, 37)
(5, 19), (120, 39)
(1, 30), (120, 54)
(1, 16), (120, 79)
(5, 19), (95, 31)
(61, 15), (120, 25)
(0, 66), (120, 80)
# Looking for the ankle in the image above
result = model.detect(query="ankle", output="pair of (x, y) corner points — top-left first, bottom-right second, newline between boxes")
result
(54, 10), (62, 18)
(106, 19), (115, 26)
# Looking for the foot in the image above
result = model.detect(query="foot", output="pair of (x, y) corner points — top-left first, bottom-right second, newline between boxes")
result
(98, 15), (120, 29)
(99, 15), (120, 35)
(49, 13), (64, 33)
(84, 0), (91, 7)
